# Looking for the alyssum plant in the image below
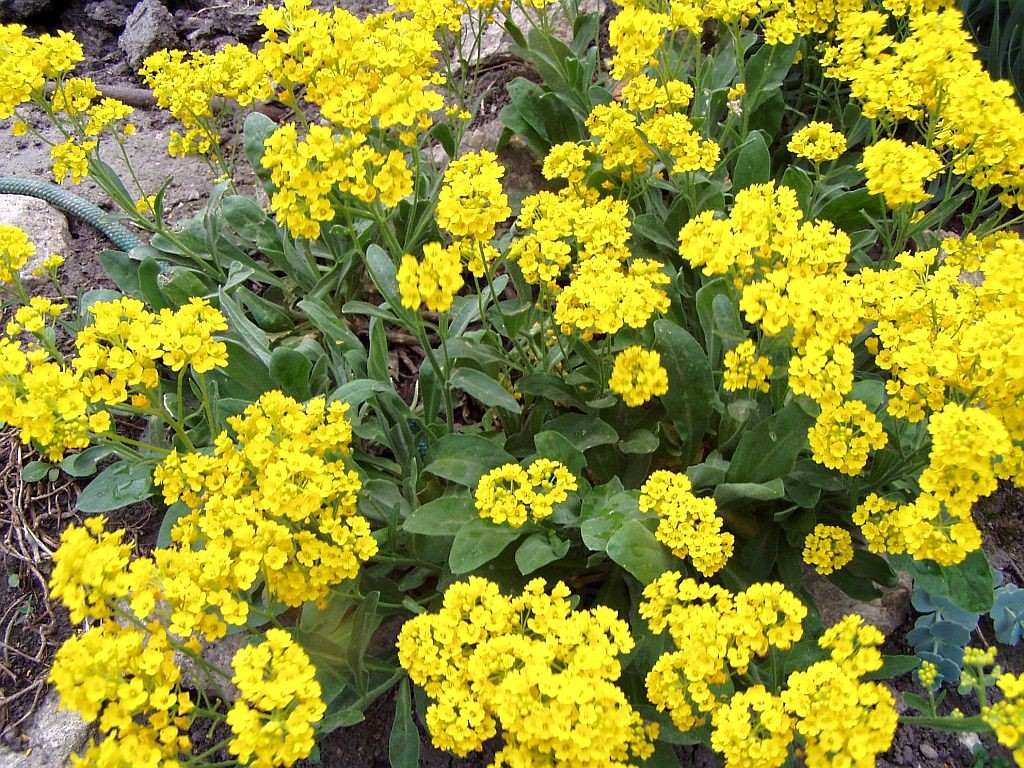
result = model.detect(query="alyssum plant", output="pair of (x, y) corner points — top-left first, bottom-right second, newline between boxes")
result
(0, 0), (1022, 766)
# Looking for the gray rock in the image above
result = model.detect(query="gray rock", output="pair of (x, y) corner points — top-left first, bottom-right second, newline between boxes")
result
(0, 0), (54, 22)
(0, 195), (71, 281)
(804, 568), (913, 635)
(176, 633), (244, 702)
(118, 0), (181, 71)
(920, 743), (939, 760)
(85, 0), (134, 29)
(0, 692), (91, 767)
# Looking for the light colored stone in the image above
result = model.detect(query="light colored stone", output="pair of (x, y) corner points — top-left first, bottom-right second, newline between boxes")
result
(176, 633), (245, 702)
(119, 0), (181, 70)
(0, 692), (90, 768)
(804, 568), (913, 635)
(0, 195), (71, 280)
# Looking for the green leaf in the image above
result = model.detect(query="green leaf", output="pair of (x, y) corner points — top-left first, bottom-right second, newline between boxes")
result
(534, 431), (587, 476)
(388, 679), (420, 768)
(517, 374), (585, 408)
(579, 482), (639, 551)
(448, 519), (520, 574)
(243, 112), (278, 175)
(364, 244), (402, 310)
(906, 549), (996, 613)
(633, 213), (677, 252)
(156, 502), (191, 548)
(424, 434), (515, 487)
(743, 41), (799, 110)
(654, 319), (715, 462)
(732, 131), (771, 190)
(544, 413), (619, 451)
(818, 188), (885, 233)
(77, 461), (153, 514)
(329, 380), (392, 408)
(60, 446), (114, 478)
(865, 655), (922, 682)
(299, 297), (366, 358)
(269, 346), (313, 401)
(619, 429), (660, 455)
(218, 287), (272, 366)
(21, 461), (50, 483)
(403, 495), (477, 536)
(727, 401), (814, 483)
(606, 519), (673, 584)
(515, 532), (571, 575)
(451, 368), (522, 413)
(713, 479), (786, 506)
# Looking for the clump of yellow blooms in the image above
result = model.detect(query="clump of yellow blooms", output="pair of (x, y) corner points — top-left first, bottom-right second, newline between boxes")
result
(782, 616), (897, 768)
(808, 399), (888, 475)
(609, 346), (668, 406)
(642, 577), (896, 768)
(48, 517), (133, 623)
(227, 629), (326, 768)
(918, 660), (939, 689)
(397, 577), (658, 766)
(398, 242), (465, 312)
(788, 122), (847, 163)
(801, 523), (854, 575)
(51, 622), (194, 768)
(710, 686), (793, 768)
(475, 458), (578, 527)
(640, 471), (734, 576)
(722, 340), (773, 393)
(641, 573), (806, 733)
(859, 138), (943, 208)
(437, 151), (512, 243)
(0, 25), (83, 118)
(154, 391), (377, 620)
(982, 673), (1024, 766)
(554, 256), (671, 337)
(0, 224), (34, 283)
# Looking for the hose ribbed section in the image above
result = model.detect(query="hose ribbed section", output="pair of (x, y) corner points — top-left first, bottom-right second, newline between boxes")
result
(0, 176), (142, 252)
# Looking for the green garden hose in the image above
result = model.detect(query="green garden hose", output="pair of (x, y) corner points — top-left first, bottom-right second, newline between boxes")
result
(0, 176), (142, 252)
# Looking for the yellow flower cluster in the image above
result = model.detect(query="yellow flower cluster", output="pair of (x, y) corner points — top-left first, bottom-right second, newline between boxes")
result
(645, 582), (895, 768)
(609, 346), (668, 407)
(437, 151), (511, 243)
(51, 138), (96, 185)
(782, 616), (897, 768)
(51, 622), (194, 768)
(154, 391), (377, 619)
(823, 6), (1024, 208)
(982, 673), (1024, 767)
(227, 629), (326, 768)
(48, 517), (132, 623)
(397, 577), (657, 766)
(509, 187), (630, 287)
(641, 573), (806, 733)
(398, 242), (464, 312)
(542, 141), (590, 186)
(801, 523), (854, 575)
(554, 256), (670, 338)
(72, 296), (228, 406)
(808, 399), (887, 476)
(788, 121), (846, 163)
(0, 223), (34, 284)
(474, 458), (578, 527)
(640, 471), (734, 576)
(722, 339), (773, 393)
(859, 138), (942, 208)
(141, 45), (270, 157)
(6, 297), (66, 336)
(0, 24), (82, 118)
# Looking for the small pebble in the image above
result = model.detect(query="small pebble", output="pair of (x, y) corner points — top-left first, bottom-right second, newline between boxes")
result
(921, 743), (939, 760)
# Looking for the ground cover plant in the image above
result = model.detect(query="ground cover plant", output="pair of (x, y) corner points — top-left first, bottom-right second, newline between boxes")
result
(0, 0), (1023, 765)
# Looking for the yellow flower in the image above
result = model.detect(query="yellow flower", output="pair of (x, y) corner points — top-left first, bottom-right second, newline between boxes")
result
(808, 399), (887, 475)
(710, 686), (793, 768)
(51, 139), (95, 185)
(788, 121), (847, 163)
(227, 629), (325, 768)
(398, 577), (656, 765)
(397, 242), (464, 313)
(436, 151), (511, 242)
(723, 340), (773, 392)
(0, 224), (34, 283)
(802, 524), (854, 575)
(982, 673), (1024, 764)
(475, 459), (577, 527)
(641, 471), (734, 576)
(609, 346), (669, 407)
(859, 138), (942, 208)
